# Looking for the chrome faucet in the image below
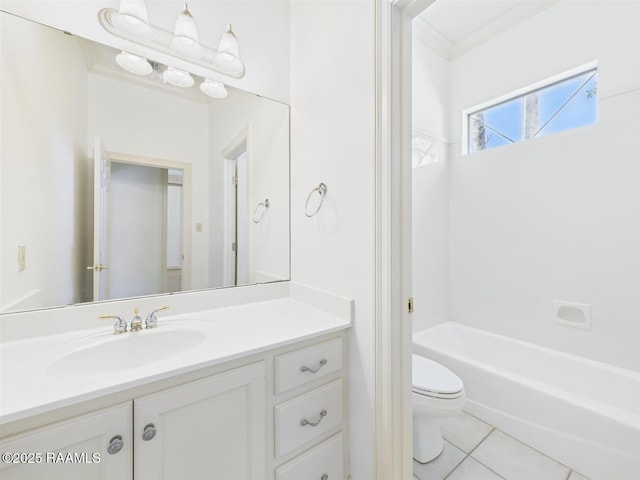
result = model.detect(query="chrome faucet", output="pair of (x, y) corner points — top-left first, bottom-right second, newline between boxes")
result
(145, 306), (170, 329)
(99, 314), (128, 335)
(130, 308), (143, 332)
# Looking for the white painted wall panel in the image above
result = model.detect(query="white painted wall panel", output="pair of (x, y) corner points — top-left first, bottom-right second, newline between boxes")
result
(447, 1), (640, 370)
(412, 33), (450, 333)
(0, 12), (88, 310)
(290, 2), (375, 477)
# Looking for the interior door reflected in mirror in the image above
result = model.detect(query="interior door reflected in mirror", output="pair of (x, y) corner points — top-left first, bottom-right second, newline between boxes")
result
(0, 10), (290, 314)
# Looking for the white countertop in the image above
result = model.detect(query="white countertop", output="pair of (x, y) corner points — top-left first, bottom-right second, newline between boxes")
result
(0, 297), (351, 426)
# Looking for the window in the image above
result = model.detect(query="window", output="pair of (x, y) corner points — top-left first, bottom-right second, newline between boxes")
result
(465, 65), (597, 154)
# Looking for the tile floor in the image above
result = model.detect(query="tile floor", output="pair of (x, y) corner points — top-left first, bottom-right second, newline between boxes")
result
(413, 411), (591, 480)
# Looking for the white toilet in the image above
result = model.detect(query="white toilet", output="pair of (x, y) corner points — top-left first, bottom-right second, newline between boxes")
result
(412, 354), (466, 463)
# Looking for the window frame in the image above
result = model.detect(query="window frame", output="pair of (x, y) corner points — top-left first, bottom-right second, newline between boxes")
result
(461, 61), (598, 155)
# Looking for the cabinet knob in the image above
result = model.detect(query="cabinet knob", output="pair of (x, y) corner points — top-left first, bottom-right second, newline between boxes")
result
(321, 475), (328, 480)
(107, 435), (124, 455)
(142, 423), (157, 441)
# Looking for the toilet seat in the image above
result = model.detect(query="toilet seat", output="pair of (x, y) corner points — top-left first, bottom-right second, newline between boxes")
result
(412, 355), (464, 399)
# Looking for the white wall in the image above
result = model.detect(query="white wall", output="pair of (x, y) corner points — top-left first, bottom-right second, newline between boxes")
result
(447, 1), (640, 370)
(0, 0), (291, 103)
(411, 28), (450, 333)
(290, 2), (375, 478)
(0, 12), (88, 310)
(87, 73), (210, 289)
(207, 88), (289, 288)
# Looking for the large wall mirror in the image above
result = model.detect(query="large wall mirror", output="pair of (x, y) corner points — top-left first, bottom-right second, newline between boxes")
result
(0, 10), (290, 314)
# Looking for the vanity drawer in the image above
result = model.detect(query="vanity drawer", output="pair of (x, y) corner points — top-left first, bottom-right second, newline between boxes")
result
(275, 338), (342, 394)
(275, 380), (343, 458)
(275, 432), (343, 480)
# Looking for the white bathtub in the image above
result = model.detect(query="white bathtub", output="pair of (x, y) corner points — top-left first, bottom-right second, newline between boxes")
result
(413, 322), (640, 480)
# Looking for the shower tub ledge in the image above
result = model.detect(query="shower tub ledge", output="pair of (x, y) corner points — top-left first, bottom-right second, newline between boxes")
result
(413, 322), (640, 480)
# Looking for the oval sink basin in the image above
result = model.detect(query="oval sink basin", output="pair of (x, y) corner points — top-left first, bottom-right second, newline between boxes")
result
(46, 329), (206, 378)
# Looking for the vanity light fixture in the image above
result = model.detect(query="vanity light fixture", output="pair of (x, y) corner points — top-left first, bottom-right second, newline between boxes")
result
(99, 1), (246, 79)
(163, 66), (194, 88)
(115, 51), (153, 75)
(200, 79), (228, 98)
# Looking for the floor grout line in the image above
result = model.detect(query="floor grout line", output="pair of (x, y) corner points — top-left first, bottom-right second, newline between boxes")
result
(416, 412), (589, 480)
(441, 450), (468, 480)
(465, 425), (495, 457)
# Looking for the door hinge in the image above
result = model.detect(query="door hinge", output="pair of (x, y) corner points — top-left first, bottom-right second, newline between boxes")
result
(232, 175), (238, 186)
(232, 242), (237, 252)
(408, 297), (414, 314)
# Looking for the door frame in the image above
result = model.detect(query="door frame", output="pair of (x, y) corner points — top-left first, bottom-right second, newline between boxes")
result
(374, 0), (435, 478)
(221, 126), (252, 286)
(104, 151), (192, 292)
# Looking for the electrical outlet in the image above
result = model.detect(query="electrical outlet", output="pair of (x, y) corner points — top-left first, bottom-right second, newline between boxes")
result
(17, 245), (26, 271)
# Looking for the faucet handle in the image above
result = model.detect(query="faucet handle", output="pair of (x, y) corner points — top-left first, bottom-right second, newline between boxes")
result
(99, 314), (127, 335)
(145, 306), (170, 329)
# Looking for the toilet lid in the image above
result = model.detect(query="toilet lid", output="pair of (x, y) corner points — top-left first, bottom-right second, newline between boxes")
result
(412, 354), (464, 395)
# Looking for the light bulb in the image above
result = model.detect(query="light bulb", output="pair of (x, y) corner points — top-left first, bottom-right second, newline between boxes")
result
(115, 51), (152, 75)
(200, 79), (228, 99)
(163, 67), (194, 88)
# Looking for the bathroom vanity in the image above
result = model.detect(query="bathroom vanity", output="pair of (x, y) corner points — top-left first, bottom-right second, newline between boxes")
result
(0, 294), (351, 480)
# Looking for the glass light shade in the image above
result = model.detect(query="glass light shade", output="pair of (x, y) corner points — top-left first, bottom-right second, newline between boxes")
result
(115, 51), (152, 75)
(171, 4), (202, 59)
(217, 24), (239, 59)
(215, 24), (243, 73)
(200, 79), (228, 99)
(113, 0), (151, 37)
(163, 67), (194, 88)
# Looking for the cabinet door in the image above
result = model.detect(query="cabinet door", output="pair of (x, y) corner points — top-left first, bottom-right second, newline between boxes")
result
(0, 403), (132, 480)
(134, 362), (266, 480)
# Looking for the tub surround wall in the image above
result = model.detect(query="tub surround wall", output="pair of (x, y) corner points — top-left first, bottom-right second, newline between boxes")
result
(414, 0), (640, 371)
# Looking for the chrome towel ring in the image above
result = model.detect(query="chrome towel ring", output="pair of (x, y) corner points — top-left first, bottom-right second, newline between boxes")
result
(305, 183), (327, 218)
(253, 198), (269, 223)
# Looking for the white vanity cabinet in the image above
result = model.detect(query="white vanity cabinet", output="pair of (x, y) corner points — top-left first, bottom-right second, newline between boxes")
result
(134, 362), (265, 480)
(271, 337), (347, 480)
(0, 332), (348, 480)
(0, 403), (133, 480)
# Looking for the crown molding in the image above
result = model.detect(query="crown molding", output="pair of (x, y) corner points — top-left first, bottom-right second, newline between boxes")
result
(412, 16), (452, 60)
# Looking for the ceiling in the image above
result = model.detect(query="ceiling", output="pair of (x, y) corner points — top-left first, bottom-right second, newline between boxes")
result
(415, 0), (559, 58)
(418, 0), (526, 44)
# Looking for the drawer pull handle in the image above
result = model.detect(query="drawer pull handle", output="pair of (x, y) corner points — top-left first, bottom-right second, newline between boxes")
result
(107, 435), (124, 455)
(142, 423), (157, 441)
(300, 409), (327, 427)
(300, 358), (327, 374)
(321, 475), (328, 480)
